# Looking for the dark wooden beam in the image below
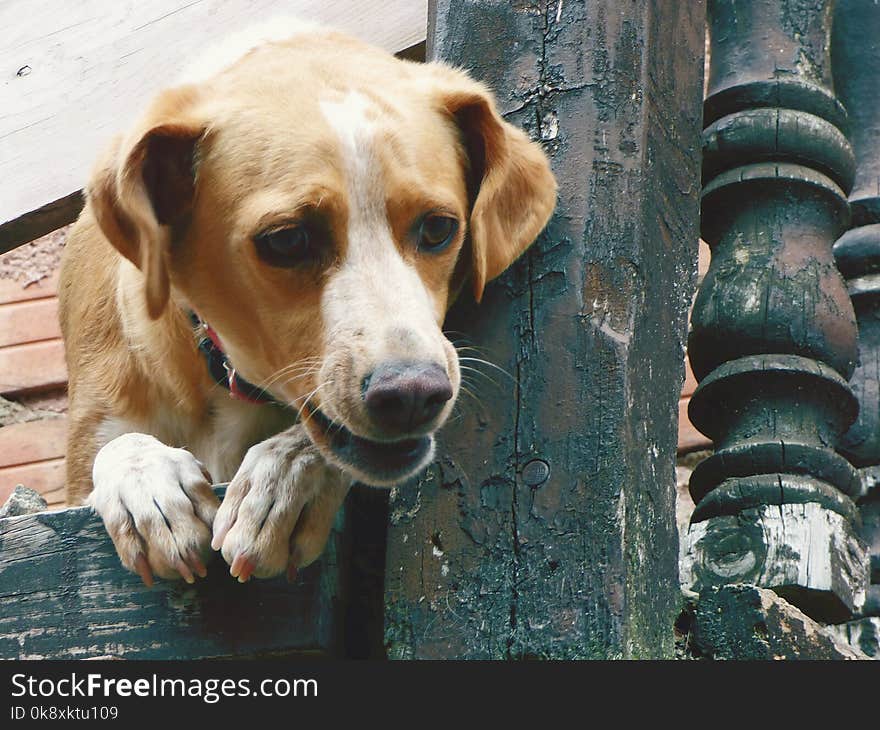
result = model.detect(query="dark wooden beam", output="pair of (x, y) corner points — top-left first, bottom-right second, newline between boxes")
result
(0, 486), (343, 659)
(383, 0), (705, 659)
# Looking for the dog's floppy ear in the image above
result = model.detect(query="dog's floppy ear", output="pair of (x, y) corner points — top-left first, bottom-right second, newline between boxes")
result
(433, 67), (557, 302)
(88, 87), (206, 319)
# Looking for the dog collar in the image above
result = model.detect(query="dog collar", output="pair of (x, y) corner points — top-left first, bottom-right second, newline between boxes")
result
(188, 311), (278, 405)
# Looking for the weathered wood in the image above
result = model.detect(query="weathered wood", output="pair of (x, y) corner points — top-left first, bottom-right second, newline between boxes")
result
(684, 0), (870, 618)
(689, 585), (869, 660)
(831, 0), (880, 618)
(0, 486), (343, 659)
(0, 0), (427, 252)
(383, 0), (705, 659)
(681, 502), (869, 622)
(830, 616), (880, 658)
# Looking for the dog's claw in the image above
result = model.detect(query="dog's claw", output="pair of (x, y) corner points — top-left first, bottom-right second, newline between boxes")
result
(176, 559), (196, 584)
(189, 550), (208, 578)
(134, 553), (154, 588)
(230, 553), (253, 582)
(211, 521), (230, 551)
(237, 557), (255, 583)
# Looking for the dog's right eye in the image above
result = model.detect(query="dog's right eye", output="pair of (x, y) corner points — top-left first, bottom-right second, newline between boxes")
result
(254, 225), (315, 268)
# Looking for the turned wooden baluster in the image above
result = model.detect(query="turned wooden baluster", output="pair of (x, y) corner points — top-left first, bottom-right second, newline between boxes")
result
(681, 0), (870, 622)
(832, 0), (880, 623)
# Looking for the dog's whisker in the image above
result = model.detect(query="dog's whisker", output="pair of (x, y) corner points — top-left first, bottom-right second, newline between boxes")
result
(273, 365), (325, 392)
(291, 380), (334, 425)
(255, 357), (323, 392)
(459, 366), (503, 391)
(461, 387), (488, 416)
(452, 343), (492, 355)
(257, 359), (324, 393)
(458, 374), (503, 401)
(457, 356), (517, 384)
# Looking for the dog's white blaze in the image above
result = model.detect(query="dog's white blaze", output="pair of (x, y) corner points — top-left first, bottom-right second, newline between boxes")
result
(318, 92), (442, 362)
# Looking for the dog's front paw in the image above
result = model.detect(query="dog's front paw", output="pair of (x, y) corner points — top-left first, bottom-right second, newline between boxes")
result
(89, 433), (220, 586)
(211, 430), (350, 582)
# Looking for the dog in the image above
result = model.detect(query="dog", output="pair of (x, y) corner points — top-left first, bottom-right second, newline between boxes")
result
(58, 19), (556, 586)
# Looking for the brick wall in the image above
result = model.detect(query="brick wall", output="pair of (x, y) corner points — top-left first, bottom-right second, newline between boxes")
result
(0, 229), (68, 509)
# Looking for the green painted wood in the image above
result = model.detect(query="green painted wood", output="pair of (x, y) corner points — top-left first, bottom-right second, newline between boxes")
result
(0, 486), (343, 659)
(832, 0), (880, 616)
(383, 0), (705, 659)
(683, 0), (869, 621)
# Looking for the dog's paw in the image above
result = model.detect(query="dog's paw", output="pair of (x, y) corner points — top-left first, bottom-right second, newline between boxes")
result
(211, 429), (350, 582)
(89, 433), (220, 586)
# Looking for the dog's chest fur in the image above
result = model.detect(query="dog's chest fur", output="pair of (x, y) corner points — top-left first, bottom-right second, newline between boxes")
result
(96, 395), (295, 483)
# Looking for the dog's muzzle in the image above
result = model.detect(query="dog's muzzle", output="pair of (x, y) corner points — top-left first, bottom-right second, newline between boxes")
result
(307, 360), (453, 485)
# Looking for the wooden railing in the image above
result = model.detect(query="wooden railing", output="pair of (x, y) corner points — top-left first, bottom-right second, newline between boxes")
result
(681, 0), (878, 650)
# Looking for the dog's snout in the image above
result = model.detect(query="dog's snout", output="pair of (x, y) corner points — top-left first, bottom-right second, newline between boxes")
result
(363, 362), (453, 433)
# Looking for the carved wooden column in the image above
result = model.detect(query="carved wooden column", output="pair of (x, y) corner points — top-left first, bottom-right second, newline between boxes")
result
(831, 0), (880, 647)
(681, 0), (870, 622)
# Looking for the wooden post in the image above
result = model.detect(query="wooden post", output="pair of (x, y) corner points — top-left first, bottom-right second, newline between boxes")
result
(681, 0), (870, 623)
(383, 0), (705, 659)
(832, 0), (880, 635)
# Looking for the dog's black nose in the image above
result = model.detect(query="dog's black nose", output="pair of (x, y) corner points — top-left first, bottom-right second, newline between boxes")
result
(363, 362), (453, 433)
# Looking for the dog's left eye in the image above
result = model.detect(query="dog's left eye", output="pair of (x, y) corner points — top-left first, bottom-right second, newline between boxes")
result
(254, 225), (315, 267)
(418, 215), (458, 253)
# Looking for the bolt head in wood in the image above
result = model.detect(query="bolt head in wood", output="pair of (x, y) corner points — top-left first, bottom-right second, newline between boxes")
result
(522, 459), (550, 487)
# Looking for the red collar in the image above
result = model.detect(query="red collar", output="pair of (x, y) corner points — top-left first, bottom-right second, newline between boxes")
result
(189, 312), (279, 405)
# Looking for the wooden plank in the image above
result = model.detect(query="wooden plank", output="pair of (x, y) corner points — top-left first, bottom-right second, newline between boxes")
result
(0, 417), (67, 468)
(678, 397), (712, 454)
(0, 486), (344, 659)
(0, 458), (65, 504)
(0, 339), (67, 395)
(0, 297), (61, 348)
(0, 273), (59, 306)
(0, 1), (428, 252)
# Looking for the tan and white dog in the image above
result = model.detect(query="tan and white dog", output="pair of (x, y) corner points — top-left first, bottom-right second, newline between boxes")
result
(58, 19), (556, 586)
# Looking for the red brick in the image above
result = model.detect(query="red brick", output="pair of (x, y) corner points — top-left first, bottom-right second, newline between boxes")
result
(0, 273), (59, 305)
(0, 417), (67, 468)
(681, 359), (698, 398)
(0, 339), (67, 395)
(0, 458), (65, 505)
(0, 297), (61, 348)
(678, 396), (712, 454)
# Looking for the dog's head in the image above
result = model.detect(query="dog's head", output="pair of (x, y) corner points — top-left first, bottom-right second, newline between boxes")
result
(87, 28), (556, 486)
